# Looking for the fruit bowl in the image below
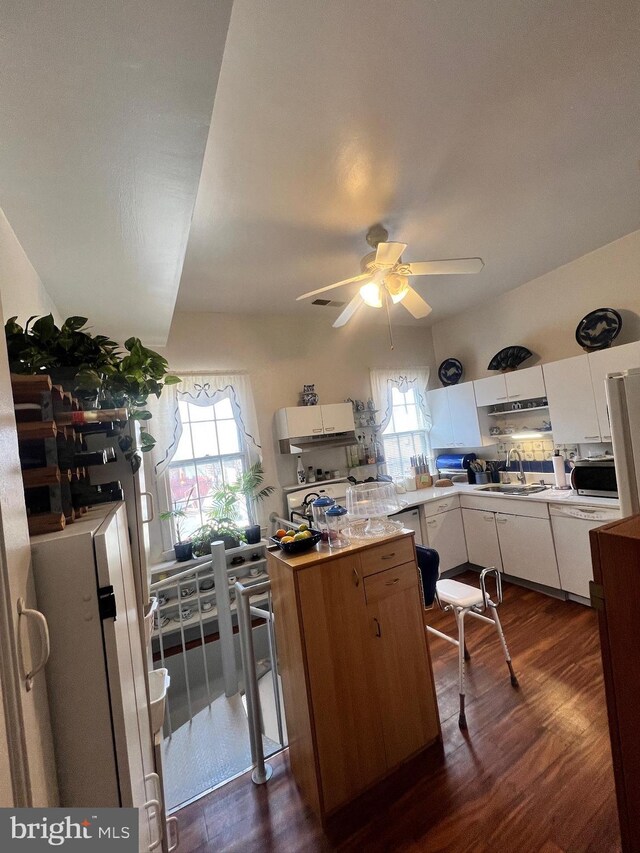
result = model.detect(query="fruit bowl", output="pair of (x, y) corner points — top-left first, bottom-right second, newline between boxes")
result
(270, 529), (322, 554)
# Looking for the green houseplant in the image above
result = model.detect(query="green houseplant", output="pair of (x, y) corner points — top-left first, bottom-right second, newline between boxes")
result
(160, 489), (195, 561)
(4, 315), (180, 464)
(190, 463), (274, 555)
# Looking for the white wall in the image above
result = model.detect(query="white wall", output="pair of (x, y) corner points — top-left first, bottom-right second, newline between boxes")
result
(0, 208), (60, 325)
(432, 230), (640, 380)
(159, 311), (436, 521)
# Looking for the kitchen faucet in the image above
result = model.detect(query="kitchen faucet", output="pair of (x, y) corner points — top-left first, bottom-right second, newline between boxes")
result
(506, 448), (526, 484)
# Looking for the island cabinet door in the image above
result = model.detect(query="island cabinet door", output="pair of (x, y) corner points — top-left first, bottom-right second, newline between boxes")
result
(297, 555), (387, 813)
(364, 563), (440, 768)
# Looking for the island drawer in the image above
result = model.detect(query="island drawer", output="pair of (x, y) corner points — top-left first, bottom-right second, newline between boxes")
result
(359, 536), (415, 577)
(363, 562), (418, 604)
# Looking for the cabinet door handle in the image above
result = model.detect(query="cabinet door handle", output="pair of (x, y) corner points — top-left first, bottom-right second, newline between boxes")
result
(373, 617), (382, 637)
(584, 435), (600, 440)
(352, 567), (360, 587)
(509, 393), (521, 398)
(427, 520), (437, 527)
(437, 504), (449, 510)
(167, 817), (180, 853)
(312, 428), (322, 433)
(144, 798), (162, 851)
(324, 426), (335, 431)
(381, 553), (396, 560)
(141, 491), (155, 523)
(496, 516), (507, 524)
(17, 598), (50, 692)
(496, 396), (508, 401)
(483, 515), (493, 522)
(385, 577), (400, 586)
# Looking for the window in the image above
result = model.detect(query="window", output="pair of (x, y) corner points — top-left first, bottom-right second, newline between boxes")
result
(166, 397), (249, 541)
(381, 386), (431, 479)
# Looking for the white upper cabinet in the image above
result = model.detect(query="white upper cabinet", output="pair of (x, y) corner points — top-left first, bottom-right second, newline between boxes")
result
(278, 406), (324, 438)
(505, 365), (546, 401)
(588, 342), (640, 442)
(543, 355), (601, 443)
(473, 374), (508, 407)
(474, 365), (545, 407)
(447, 382), (483, 447)
(276, 403), (355, 439)
(427, 382), (483, 448)
(320, 402), (356, 434)
(427, 388), (454, 448)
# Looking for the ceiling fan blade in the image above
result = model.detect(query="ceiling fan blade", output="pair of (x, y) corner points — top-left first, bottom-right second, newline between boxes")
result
(296, 272), (370, 302)
(402, 285), (432, 319)
(332, 293), (363, 328)
(405, 258), (484, 276)
(375, 241), (407, 267)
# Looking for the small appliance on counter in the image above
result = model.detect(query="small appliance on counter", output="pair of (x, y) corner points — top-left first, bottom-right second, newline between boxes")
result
(570, 456), (618, 498)
(436, 453), (477, 481)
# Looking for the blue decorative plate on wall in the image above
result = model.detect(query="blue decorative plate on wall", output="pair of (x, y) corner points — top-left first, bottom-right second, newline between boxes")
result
(438, 358), (463, 386)
(575, 308), (622, 351)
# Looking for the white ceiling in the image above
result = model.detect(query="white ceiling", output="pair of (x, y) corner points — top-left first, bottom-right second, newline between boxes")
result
(177, 0), (640, 326)
(0, 1), (233, 345)
(1, 1), (638, 343)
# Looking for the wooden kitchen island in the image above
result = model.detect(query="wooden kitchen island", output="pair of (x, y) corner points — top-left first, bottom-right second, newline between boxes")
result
(268, 530), (441, 825)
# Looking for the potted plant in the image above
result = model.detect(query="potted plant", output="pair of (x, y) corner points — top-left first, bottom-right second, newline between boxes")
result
(4, 315), (180, 466)
(208, 462), (274, 545)
(160, 489), (195, 561)
(190, 519), (246, 557)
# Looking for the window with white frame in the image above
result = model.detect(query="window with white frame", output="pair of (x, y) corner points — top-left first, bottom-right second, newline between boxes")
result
(166, 397), (249, 542)
(381, 385), (431, 479)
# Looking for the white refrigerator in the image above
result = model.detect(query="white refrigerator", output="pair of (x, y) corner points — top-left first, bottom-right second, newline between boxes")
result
(605, 367), (640, 517)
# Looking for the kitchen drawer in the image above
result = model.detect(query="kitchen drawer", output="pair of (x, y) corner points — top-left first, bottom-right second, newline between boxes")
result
(422, 495), (460, 517)
(364, 562), (418, 605)
(459, 493), (550, 518)
(359, 536), (415, 577)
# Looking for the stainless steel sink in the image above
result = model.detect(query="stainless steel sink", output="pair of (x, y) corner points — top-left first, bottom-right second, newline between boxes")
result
(476, 484), (549, 495)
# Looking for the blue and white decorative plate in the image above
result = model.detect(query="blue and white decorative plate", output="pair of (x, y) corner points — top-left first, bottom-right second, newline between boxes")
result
(438, 358), (463, 386)
(575, 308), (622, 351)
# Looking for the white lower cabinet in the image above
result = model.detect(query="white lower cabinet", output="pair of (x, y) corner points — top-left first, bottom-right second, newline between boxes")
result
(495, 513), (561, 588)
(423, 508), (468, 573)
(461, 508), (503, 572)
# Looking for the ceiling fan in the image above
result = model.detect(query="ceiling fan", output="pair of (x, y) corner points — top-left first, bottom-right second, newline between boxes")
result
(296, 224), (484, 330)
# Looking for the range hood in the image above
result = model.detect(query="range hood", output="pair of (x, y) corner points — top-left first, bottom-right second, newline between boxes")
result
(278, 430), (357, 454)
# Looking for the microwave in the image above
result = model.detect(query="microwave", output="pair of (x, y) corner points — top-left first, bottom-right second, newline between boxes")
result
(570, 457), (618, 498)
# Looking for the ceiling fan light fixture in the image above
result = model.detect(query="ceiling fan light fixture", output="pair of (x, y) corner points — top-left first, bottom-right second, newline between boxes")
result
(385, 273), (410, 304)
(359, 281), (383, 308)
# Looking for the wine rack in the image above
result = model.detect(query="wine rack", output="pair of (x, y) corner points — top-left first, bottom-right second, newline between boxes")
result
(11, 374), (125, 536)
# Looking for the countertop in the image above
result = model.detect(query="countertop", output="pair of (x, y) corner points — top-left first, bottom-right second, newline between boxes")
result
(267, 529), (415, 572)
(398, 483), (620, 510)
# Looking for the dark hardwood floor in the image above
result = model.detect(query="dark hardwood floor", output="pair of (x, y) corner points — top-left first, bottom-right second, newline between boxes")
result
(175, 572), (621, 852)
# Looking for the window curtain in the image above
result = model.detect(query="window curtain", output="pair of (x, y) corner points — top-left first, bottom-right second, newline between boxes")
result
(145, 371), (262, 477)
(369, 367), (432, 432)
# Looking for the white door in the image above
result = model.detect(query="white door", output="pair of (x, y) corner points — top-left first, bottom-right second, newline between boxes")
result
(283, 406), (324, 437)
(473, 375), (507, 408)
(495, 513), (560, 588)
(505, 365), (545, 402)
(426, 388), (453, 448)
(462, 508), (503, 572)
(0, 312), (57, 807)
(95, 508), (153, 850)
(543, 355), (601, 443)
(448, 383), (482, 447)
(589, 342), (640, 442)
(320, 403), (354, 434)
(423, 509), (468, 572)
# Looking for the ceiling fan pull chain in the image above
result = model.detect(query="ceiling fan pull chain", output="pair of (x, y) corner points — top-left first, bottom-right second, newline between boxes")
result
(385, 290), (394, 350)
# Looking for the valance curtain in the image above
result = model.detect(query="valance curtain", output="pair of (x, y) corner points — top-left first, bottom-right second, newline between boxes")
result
(145, 371), (262, 477)
(369, 367), (432, 432)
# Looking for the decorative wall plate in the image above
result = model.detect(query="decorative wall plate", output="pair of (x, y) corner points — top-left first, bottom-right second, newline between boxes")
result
(575, 308), (622, 351)
(438, 358), (463, 386)
(487, 346), (532, 372)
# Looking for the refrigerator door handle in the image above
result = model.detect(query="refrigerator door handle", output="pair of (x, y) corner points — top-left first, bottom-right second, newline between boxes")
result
(143, 798), (162, 851)
(17, 598), (50, 692)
